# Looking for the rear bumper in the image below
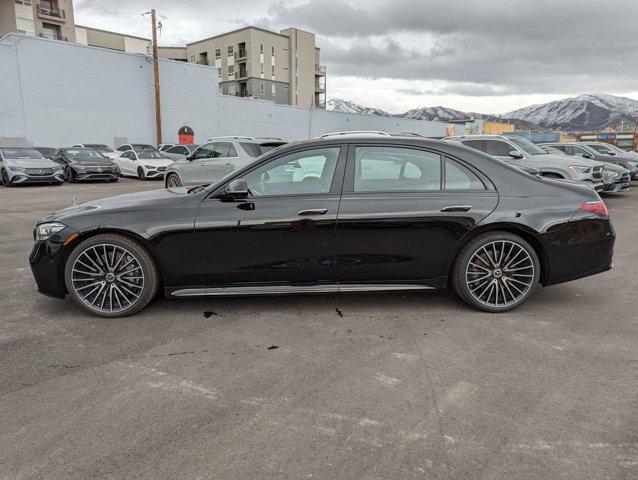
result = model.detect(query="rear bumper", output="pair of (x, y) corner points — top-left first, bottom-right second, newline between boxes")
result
(542, 214), (615, 286)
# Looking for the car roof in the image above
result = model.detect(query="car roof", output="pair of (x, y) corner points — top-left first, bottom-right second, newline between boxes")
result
(445, 134), (522, 141)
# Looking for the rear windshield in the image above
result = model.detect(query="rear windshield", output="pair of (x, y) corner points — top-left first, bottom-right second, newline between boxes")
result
(1, 148), (45, 160)
(137, 150), (165, 159)
(67, 149), (105, 159)
(83, 144), (113, 153)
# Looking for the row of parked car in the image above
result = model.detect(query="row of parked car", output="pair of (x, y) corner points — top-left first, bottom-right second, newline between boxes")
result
(1, 134), (637, 193)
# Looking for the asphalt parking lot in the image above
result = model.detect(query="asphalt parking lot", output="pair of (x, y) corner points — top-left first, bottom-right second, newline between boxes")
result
(0, 178), (636, 480)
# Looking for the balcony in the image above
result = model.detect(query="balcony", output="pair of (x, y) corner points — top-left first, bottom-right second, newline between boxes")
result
(315, 81), (325, 93)
(235, 49), (247, 61)
(36, 4), (66, 20)
(38, 32), (67, 41)
(315, 64), (326, 76)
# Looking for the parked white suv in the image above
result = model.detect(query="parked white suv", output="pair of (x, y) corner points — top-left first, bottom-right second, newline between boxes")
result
(163, 136), (287, 188)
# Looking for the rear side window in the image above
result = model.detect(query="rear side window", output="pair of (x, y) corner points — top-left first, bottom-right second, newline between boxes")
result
(239, 142), (263, 158)
(461, 140), (487, 152)
(444, 158), (484, 190)
(354, 146), (441, 192)
(212, 142), (232, 158)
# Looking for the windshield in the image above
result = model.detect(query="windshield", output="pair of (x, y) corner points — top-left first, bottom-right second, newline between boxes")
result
(137, 150), (165, 160)
(36, 147), (56, 156)
(132, 144), (157, 151)
(1, 148), (45, 160)
(508, 137), (547, 155)
(67, 149), (106, 159)
(83, 144), (113, 153)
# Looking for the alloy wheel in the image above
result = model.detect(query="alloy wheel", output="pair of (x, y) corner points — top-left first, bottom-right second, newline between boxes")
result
(166, 174), (182, 188)
(465, 240), (535, 308)
(71, 243), (145, 314)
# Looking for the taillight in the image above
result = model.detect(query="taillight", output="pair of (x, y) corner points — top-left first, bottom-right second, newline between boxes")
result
(580, 201), (609, 217)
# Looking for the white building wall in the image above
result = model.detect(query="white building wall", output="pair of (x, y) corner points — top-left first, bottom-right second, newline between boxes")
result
(0, 34), (469, 148)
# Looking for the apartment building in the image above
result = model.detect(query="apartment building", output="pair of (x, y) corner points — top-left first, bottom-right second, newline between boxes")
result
(187, 26), (326, 108)
(0, 0), (76, 42)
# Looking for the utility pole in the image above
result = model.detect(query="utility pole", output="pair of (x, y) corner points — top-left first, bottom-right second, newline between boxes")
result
(151, 9), (162, 145)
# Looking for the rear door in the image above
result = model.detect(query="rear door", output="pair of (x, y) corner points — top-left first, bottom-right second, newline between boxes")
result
(204, 142), (238, 181)
(335, 144), (498, 285)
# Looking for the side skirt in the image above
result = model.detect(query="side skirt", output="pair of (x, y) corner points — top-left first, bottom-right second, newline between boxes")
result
(170, 284), (435, 297)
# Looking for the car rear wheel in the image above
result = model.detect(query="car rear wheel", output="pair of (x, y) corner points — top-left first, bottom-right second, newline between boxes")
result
(137, 168), (146, 181)
(64, 234), (160, 317)
(452, 231), (540, 312)
(165, 173), (182, 188)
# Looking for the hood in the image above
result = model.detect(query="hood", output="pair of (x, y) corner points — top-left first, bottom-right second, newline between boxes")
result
(39, 187), (194, 225)
(138, 158), (173, 166)
(603, 162), (630, 174)
(535, 153), (603, 169)
(6, 158), (59, 168)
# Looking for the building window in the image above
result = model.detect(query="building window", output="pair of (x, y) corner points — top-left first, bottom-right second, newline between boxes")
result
(16, 17), (35, 36)
(271, 45), (275, 56)
(190, 54), (196, 62)
(227, 45), (233, 56)
(271, 84), (276, 96)
(214, 48), (221, 59)
(15, 0), (33, 5)
(219, 84), (223, 94)
(228, 65), (235, 76)
(260, 43), (264, 54)
(271, 65), (275, 76)
(228, 84), (236, 96)
(260, 82), (265, 94)
(260, 63), (264, 78)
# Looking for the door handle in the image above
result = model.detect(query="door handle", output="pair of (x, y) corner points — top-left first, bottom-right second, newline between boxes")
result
(201, 163), (207, 166)
(298, 208), (328, 216)
(441, 205), (471, 212)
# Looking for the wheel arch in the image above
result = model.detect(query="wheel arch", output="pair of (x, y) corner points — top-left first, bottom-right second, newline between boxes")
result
(444, 222), (549, 286)
(58, 228), (164, 295)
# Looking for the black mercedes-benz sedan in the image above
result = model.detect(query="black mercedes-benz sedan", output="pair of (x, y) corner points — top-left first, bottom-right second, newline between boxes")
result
(30, 136), (615, 317)
(51, 147), (120, 183)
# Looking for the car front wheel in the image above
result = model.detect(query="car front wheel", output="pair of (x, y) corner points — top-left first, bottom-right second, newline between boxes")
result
(165, 173), (182, 188)
(452, 231), (540, 312)
(1, 169), (12, 187)
(64, 234), (160, 317)
(137, 168), (146, 181)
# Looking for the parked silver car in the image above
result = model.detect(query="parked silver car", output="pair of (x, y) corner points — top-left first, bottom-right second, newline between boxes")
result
(163, 136), (287, 188)
(0, 147), (64, 187)
(543, 142), (638, 180)
(444, 135), (605, 192)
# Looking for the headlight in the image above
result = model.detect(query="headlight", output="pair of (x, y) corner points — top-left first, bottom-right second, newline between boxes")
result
(54, 166), (63, 172)
(11, 167), (25, 173)
(111, 165), (119, 172)
(35, 222), (66, 241)
(568, 165), (591, 173)
(74, 164), (87, 171)
(144, 164), (155, 169)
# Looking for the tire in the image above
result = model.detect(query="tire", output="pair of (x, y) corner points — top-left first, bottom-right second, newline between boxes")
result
(2, 169), (13, 187)
(451, 231), (540, 313)
(165, 173), (182, 188)
(65, 167), (76, 183)
(64, 233), (160, 318)
(137, 168), (146, 181)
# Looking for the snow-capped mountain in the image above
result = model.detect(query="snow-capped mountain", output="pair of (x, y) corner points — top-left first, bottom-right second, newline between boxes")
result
(326, 98), (391, 116)
(326, 93), (638, 132)
(503, 93), (638, 131)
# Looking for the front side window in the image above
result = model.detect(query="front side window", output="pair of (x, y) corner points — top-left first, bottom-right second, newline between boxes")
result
(121, 151), (135, 159)
(192, 143), (214, 159)
(354, 146), (441, 192)
(587, 144), (614, 154)
(565, 146), (590, 157)
(244, 147), (340, 196)
(484, 140), (516, 157)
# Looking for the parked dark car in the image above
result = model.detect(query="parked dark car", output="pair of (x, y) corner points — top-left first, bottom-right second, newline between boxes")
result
(31, 136), (614, 317)
(51, 147), (120, 183)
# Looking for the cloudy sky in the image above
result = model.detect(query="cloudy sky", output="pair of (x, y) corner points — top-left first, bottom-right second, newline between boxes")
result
(74, 0), (638, 114)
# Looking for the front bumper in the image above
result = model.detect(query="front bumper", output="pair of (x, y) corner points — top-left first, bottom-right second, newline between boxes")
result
(73, 169), (119, 181)
(29, 227), (79, 298)
(144, 167), (167, 179)
(604, 181), (630, 193)
(9, 172), (64, 184)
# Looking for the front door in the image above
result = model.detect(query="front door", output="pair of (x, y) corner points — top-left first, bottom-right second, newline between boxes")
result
(335, 145), (498, 285)
(194, 146), (346, 288)
(181, 142), (214, 184)
(204, 142), (238, 182)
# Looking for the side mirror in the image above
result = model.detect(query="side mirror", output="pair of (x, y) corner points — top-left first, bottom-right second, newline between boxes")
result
(224, 178), (249, 199)
(608, 152), (616, 156)
(509, 150), (524, 159)
(582, 153), (594, 159)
